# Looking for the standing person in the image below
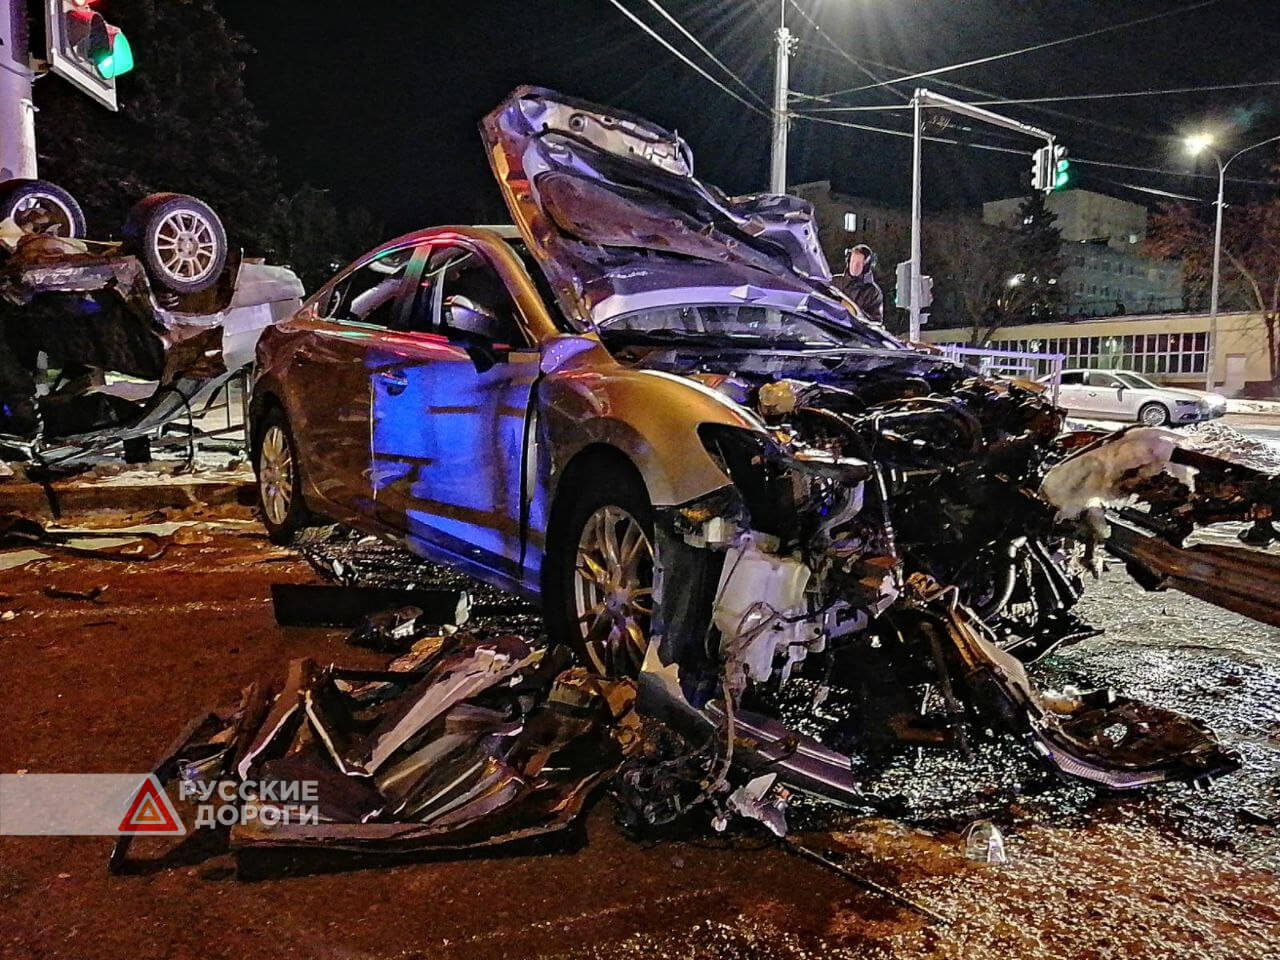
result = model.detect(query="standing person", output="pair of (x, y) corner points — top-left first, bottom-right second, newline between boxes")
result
(834, 244), (884, 326)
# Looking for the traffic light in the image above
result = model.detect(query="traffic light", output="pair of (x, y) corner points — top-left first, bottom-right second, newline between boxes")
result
(1052, 145), (1072, 191)
(1031, 145), (1052, 193)
(44, 0), (134, 111)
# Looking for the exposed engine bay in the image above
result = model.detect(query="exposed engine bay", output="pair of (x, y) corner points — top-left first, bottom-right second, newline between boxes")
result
(602, 340), (1269, 831)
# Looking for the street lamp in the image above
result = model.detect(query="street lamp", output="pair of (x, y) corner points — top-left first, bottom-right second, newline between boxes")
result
(1184, 131), (1280, 390)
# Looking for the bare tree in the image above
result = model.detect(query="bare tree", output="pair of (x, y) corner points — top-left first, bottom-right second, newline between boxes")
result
(1146, 197), (1280, 384)
(926, 217), (1036, 346)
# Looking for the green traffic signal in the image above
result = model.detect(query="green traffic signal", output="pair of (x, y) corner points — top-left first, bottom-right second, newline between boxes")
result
(93, 27), (133, 79)
(1053, 158), (1071, 190)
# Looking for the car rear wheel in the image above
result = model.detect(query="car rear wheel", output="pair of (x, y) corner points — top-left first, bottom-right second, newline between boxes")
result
(545, 463), (655, 678)
(0, 179), (86, 238)
(122, 193), (228, 295)
(1139, 402), (1170, 427)
(254, 407), (310, 544)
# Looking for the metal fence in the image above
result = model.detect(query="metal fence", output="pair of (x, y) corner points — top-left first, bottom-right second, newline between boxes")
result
(938, 344), (1065, 404)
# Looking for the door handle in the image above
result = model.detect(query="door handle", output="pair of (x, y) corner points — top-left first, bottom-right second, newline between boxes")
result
(377, 370), (409, 395)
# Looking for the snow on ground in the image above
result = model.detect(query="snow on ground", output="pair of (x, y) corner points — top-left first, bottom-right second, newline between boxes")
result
(1227, 397), (1280, 416)
(1177, 421), (1280, 473)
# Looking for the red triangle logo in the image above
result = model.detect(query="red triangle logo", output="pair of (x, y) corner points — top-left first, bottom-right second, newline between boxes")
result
(117, 776), (184, 834)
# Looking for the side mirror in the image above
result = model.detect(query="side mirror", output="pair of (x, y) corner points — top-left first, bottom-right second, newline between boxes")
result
(443, 295), (509, 372)
(444, 296), (505, 342)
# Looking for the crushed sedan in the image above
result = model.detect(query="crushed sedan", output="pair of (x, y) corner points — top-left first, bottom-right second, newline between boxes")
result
(245, 87), (1279, 840)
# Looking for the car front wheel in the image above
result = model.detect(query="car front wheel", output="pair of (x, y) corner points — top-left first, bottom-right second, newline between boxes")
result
(1139, 402), (1170, 427)
(545, 463), (655, 678)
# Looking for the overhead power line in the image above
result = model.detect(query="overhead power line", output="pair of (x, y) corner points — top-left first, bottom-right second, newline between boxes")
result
(636, 0), (769, 108)
(804, 79), (1280, 113)
(816, 0), (1223, 100)
(602, 0), (769, 118)
(783, 5), (1166, 148)
(789, 111), (1277, 188)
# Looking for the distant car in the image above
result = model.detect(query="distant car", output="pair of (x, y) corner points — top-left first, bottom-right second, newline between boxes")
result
(1043, 368), (1227, 426)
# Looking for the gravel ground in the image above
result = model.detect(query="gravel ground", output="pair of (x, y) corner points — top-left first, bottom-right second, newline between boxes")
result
(1, 512), (1277, 959)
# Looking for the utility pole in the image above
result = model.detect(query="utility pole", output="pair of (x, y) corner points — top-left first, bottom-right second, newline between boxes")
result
(1207, 164), (1224, 391)
(0, 0), (38, 180)
(768, 0), (793, 194)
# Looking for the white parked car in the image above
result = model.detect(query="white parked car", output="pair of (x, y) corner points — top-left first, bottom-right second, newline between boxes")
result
(1043, 368), (1227, 426)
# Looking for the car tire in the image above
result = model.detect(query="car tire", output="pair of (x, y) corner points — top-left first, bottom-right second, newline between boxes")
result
(0, 178), (87, 238)
(253, 406), (310, 545)
(1139, 402), (1170, 427)
(544, 460), (655, 678)
(122, 193), (228, 295)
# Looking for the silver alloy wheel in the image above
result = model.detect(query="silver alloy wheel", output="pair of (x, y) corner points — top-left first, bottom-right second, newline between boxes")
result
(1140, 403), (1169, 426)
(13, 193), (75, 236)
(151, 209), (220, 284)
(258, 424), (293, 527)
(572, 504), (654, 676)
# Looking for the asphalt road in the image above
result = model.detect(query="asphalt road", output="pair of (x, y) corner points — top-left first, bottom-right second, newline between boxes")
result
(1, 502), (1278, 959)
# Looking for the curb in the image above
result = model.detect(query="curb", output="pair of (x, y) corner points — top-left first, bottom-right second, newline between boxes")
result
(0, 479), (254, 519)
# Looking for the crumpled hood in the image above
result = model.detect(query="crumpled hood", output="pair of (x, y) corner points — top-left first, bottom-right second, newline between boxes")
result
(480, 86), (839, 330)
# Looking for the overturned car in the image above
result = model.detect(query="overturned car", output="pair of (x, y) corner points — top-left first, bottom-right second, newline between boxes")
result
(241, 87), (1274, 845)
(0, 191), (302, 461)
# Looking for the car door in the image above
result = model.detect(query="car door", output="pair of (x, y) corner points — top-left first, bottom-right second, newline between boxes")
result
(1052, 371), (1087, 412)
(287, 245), (416, 518)
(369, 242), (540, 590)
(1083, 371), (1127, 418)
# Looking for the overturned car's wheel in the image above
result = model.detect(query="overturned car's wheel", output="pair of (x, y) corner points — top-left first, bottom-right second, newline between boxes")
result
(122, 192), (228, 295)
(545, 461), (655, 678)
(0, 178), (86, 238)
(253, 407), (310, 545)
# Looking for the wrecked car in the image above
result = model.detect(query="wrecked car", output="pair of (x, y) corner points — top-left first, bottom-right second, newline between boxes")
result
(0, 192), (303, 461)
(247, 87), (1263, 831)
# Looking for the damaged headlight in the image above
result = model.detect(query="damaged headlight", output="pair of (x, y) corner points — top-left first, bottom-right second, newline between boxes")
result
(697, 423), (801, 538)
(697, 423), (871, 543)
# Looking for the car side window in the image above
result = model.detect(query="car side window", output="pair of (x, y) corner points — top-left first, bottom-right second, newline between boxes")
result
(322, 247), (414, 328)
(428, 246), (525, 346)
(1059, 371), (1084, 386)
(1089, 372), (1120, 388)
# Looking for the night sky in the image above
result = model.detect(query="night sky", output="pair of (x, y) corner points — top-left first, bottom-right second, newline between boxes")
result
(216, 0), (1280, 234)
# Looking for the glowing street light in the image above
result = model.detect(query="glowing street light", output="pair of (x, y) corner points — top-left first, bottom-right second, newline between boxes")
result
(1184, 132), (1214, 157)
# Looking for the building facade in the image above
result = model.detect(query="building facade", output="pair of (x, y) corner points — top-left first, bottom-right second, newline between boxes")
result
(923, 310), (1272, 396)
(983, 189), (1183, 317)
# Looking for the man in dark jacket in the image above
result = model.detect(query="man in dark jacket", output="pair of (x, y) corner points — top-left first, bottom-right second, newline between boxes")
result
(833, 244), (884, 325)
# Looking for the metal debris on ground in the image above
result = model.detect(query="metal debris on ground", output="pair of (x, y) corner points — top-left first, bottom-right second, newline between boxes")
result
(0, 512), (167, 560)
(962, 820), (1008, 864)
(782, 838), (953, 926)
(111, 630), (642, 871)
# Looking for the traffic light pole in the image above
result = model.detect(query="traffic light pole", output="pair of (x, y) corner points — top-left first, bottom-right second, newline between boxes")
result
(0, 0), (38, 181)
(909, 95), (923, 341)
(908, 88), (1056, 342)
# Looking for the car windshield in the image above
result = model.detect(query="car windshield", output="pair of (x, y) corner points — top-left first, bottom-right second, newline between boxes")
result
(599, 304), (897, 350)
(1115, 372), (1159, 389)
